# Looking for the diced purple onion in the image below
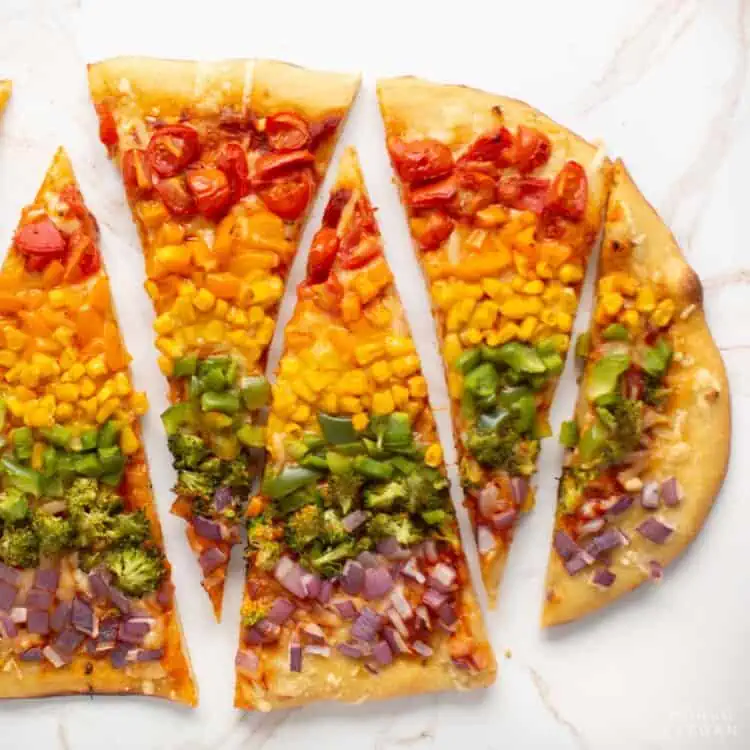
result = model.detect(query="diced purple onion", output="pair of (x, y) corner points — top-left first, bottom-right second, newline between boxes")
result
(25, 588), (53, 611)
(649, 560), (664, 581)
(110, 644), (130, 669)
(389, 588), (412, 620)
(267, 597), (296, 625)
(421, 539), (438, 563)
(304, 644), (331, 657)
(476, 526), (497, 555)
(243, 627), (263, 646)
(428, 562), (456, 592)
(317, 580), (333, 604)
(132, 648), (164, 662)
(341, 560), (365, 596)
(412, 640), (433, 658)
(372, 640), (393, 666)
(491, 509), (517, 531)
(578, 518), (605, 537)
(300, 622), (326, 643)
(88, 571), (110, 601)
(477, 483), (500, 518)
(20, 647), (43, 662)
(585, 528), (627, 559)
(0, 613), (17, 638)
(289, 640), (302, 672)
(34, 567), (59, 592)
(156, 580), (174, 608)
(10, 607), (27, 624)
(118, 617), (151, 645)
(43, 645), (69, 668)
(192, 515), (224, 541)
(27, 609), (50, 635)
(383, 626), (409, 654)
(363, 567), (393, 600)
(0, 563), (19, 587)
(376, 536), (410, 560)
(351, 607), (383, 642)
(53, 627), (84, 654)
(592, 568), (616, 587)
(236, 648), (260, 674)
(511, 476), (529, 506)
(401, 557), (425, 584)
(640, 481), (661, 510)
(72, 598), (97, 637)
(422, 588), (447, 612)
(386, 608), (409, 638)
(415, 605), (431, 631)
(661, 477), (682, 507)
(564, 553), (592, 576)
(337, 642), (365, 659)
(0, 581), (17, 613)
(274, 557), (307, 599)
(213, 486), (233, 511)
(357, 551), (380, 569)
(438, 602), (458, 627)
(342, 510), (369, 532)
(637, 517), (674, 544)
(50, 601), (71, 632)
(553, 530), (579, 561)
(108, 585), (132, 614)
(199, 546), (227, 576)
(607, 495), (634, 516)
(331, 599), (358, 620)
(254, 619), (281, 642)
(94, 616), (119, 652)
(301, 572), (322, 600)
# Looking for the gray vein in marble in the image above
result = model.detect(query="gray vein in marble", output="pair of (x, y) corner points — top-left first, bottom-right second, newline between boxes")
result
(703, 268), (750, 292)
(528, 667), (589, 750)
(57, 718), (72, 750)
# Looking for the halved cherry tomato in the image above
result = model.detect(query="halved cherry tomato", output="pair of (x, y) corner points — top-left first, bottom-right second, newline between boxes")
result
(154, 177), (196, 217)
(59, 185), (88, 219)
(459, 127), (514, 166)
(340, 236), (382, 270)
(451, 169), (496, 217)
(254, 150), (315, 181)
(415, 212), (455, 251)
(96, 104), (118, 150)
(309, 114), (343, 148)
(122, 149), (153, 194)
(387, 137), (454, 184)
(15, 218), (66, 258)
(322, 188), (352, 228)
(306, 227), (339, 283)
(512, 126), (551, 173)
(496, 176), (550, 214)
(265, 112), (311, 152)
(408, 175), (458, 210)
(623, 367), (646, 401)
(546, 161), (587, 221)
(63, 230), (100, 282)
(259, 169), (315, 220)
(216, 142), (250, 203)
(186, 167), (232, 218)
(146, 124), (201, 178)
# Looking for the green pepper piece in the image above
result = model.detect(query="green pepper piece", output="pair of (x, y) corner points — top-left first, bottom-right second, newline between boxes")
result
(241, 376), (270, 410)
(201, 368), (226, 393)
(0, 401), (5, 432)
(477, 408), (511, 431)
(99, 446), (125, 475)
(40, 424), (72, 449)
(12, 427), (34, 461)
(76, 453), (104, 478)
(559, 420), (579, 448)
(199, 356), (231, 374)
(161, 402), (195, 436)
(41, 446), (58, 477)
(498, 386), (532, 408)
(460, 389), (477, 420)
(201, 391), (240, 414)
(540, 351), (564, 375)
(225, 359), (239, 387)
(98, 420), (120, 449)
(79, 428), (99, 452)
(586, 352), (630, 402)
(642, 338), (672, 378)
(173, 354), (198, 378)
(318, 413), (358, 445)
(188, 375), (203, 400)
(382, 412), (413, 450)
(44, 475), (64, 497)
(602, 323), (629, 341)
(237, 424), (265, 448)
(578, 421), (608, 463)
(575, 332), (591, 360)
(286, 440), (309, 461)
(482, 342), (546, 373)
(57, 454), (77, 479)
(302, 434), (326, 451)
(352, 456), (394, 481)
(536, 336), (566, 356)
(1, 457), (43, 496)
(464, 362), (500, 410)
(326, 452), (353, 475)
(421, 509), (448, 526)
(512, 393), (537, 433)
(389, 455), (416, 475)
(300, 454), (329, 472)
(100, 469), (124, 487)
(455, 348), (482, 373)
(331, 442), (365, 456)
(263, 466), (321, 499)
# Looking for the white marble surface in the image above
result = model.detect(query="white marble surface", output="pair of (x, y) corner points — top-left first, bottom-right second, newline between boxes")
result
(0, 0), (748, 747)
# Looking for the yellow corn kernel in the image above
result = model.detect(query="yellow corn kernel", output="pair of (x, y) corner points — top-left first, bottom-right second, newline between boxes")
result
(96, 399), (119, 424)
(136, 200), (169, 229)
(619, 275), (638, 297)
(31, 442), (45, 471)
(470, 301), (499, 330)
(431, 281), (457, 310)
(171, 297), (196, 324)
(26, 404), (53, 428)
(67, 363), (86, 382)
(535, 261), (554, 280)
(651, 298), (675, 328)
(364, 301), (392, 328)
(112, 372), (131, 396)
(131, 391), (149, 416)
(461, 327), (483, 346)
(291, 404), (311, 423)
(144, 280), (159, 301)
(352, 413), (369, 432)
(518, 317), (538, 341)
(338, 370), (368, 396)
(158, 356), (174, 376)
(48, 289), (67, 308)
(486, 322), (520, 347)
(154, 244), (193, 275)
(621, 308), (641, 332)
(446, 298), (476, 332)
(481, 278), (511, 301)
(424, 443), (443, 468)
(559, 264), (584, 285)
(55, 402), (74, 422)
(500, 296), (541, 320)
(4, 328), (27, 351)
(341, 293), (361, 323)
(20, 366), (40, 389)
(555, 312), (573, 333)
(635, 286), (656, 313)
(304, 370), (332, 393)
(279, 356), (301, 377)
(226, 306), (248, 328)
(250, 276), (283, 306)
(0, 350), (17, 368)
(156, 337), (183, 359)
(321, 392), (338, 414)
(463, 458), (483, 485)
(447, 372), (464, 399)
(214, 299), (230, 319)
(385, 336), (414, 358)
(159, 221), (186, 246)
(540, 309), (558, 327)
(153, 313), (175, 336)
(291, 379), (317, 404)
(59, 348), (77, 372)
(51, 327), (73, 348)
(601, 292), (624, 317)
(370, 360), (391, 385)
(255, 317), (275, 346)
(391, 355), (420, 379)
(206, 320), (227, 343)
(510, 276), (526, 293)
(408, 375), (428, 399)
(443, 334), (463, 366)
(339, 396), (361, 414)
(55, 383), (79, 402)
(372, 390), (395, 415)
(85, 355), (108, 378)
(33, 353), (58, 378)
(522, 279), (545, 295)
(475, 204), (509, 228)
(13, 386), (34, 402)
(120, 426), (140, 456)
(354, 342), (385, 367)
(391, 384), (409, 407)
(271, 386), (296, 418)
(248, 306), (265, 326)
(598, 275), (618, 296)
(193, 288), (216, 312)
(97, 385), (115, 405)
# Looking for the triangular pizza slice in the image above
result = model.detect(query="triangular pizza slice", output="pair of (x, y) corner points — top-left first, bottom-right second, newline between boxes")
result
(542, 160), (729, 625)
(234, 147), (495, 711)
(0, 148), (195, 703)
(377, 76), (612, 605)
(88, 57), (359, 619)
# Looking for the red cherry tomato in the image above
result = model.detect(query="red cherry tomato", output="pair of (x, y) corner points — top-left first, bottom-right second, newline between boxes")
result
(546, 161), (588, 221)
(259, 169), (315, 220)
(322, 188), (352, 228)
(265, 112), (311, 152)
(339, 236), (382, 270)
(146, 124), (201, 178)
(623, 367), (646, 401)
(216, 142), (250, 204)
(512, 126), (551, 173)
(254, 150), (316, 182)
(15, 218), (67, 257)
(451, 169), (496, 217)
(306, 227), (339, 284)
(96, 104), (118, 150)
(408, 174), (458, 210)
(64, 230), (101, 282)
(496, 176), (550, 214)
(186, 167), (232, 219)
(154, 177), (196, 217)
(309, 114), (343, 148)
(459, 127), (514, 166)
(387, 136), (454, 184)
(122, 149), (153, 194)
(415, 212), (455, 251)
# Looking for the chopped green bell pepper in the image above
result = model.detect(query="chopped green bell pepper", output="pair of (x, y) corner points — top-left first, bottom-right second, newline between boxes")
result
(559, 420), (579, 448)
(483, 341), (546, 373)
(41, 446), (58, 477)
(575, 332), (591, 360)
(98, 420), (120, 449)
(201, 391), (240, 414)
(642, 338), (672, 378)
(79, 428), (99, 452)
(352, 456), (393, 481)
(454, 348), (482, 374)
(99, 446), (125, 475)
(263, 466), (321, 499)
(12, 427), (33, 461)
(161, 402), (196, 435)
(41, 424), (72, 449)
(586, 352), (630, 402)
(300, 454), (329, 472)
(173, 354), (198, 378)
(464, 362), (500, 410)
(241, 377), (271, 410)
(302, 434), (326, 451)
(237, 424), (265, 448)
(326, 452), (353, 475)
(1, 457), (43, 496)
(578, 421), (608, 463)
(477, 408), (511, 431)
(318, 413), (358, 445)
(201, 368), (227, 392)
(76, 453), (104, 478)
(602, 323), (629, 341)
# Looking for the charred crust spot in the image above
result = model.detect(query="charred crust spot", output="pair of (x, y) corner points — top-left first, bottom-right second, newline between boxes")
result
(84, 662), (93, 675)
(491, 105), (503, 119)
(680, 266), (704, 306)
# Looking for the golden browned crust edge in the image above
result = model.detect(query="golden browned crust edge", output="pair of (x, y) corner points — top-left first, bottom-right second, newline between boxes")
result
(0, 80), (11, 114)
(542, 159), (731, 627)
(377, 75), (613, 606)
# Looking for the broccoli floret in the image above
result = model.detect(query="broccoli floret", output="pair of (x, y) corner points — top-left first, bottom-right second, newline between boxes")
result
(168, 433), (208, 470)
(174, 470), (217, 500)
(72, 508), (114, 551)
(364, 480), (408, 511)
(247, 512), (282, 572)
(105, 547), (164, 597)
(599, 398), (643, 467)
(78, 549), (106, 572)
(405, 468), (449, 512)
(95, 485), (124, 514)
(0, 526), (39, 568)
(0, 488), (30, 524)
(108, 510), (151, 547)
(308, 540), (355, 577)
(285, 505), (323, 551)
(465, 427), (533, 473)
(222, 459), (252, 489)
(66, 477), (100, 515)
(199, 457), (223, 477)
(325, 471), (364, 515)
(254, 541), (281, 572)
(33, 511), (74, 555)
(241, 599), (270, 627)
(368, 513), (424, 547)
(322, 509), (350, 544)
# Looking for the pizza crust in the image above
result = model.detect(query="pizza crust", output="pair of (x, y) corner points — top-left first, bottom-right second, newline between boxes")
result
(0, 80), (11, 114)
(542, 160), (730, 626)
(377, 76), (613, 605)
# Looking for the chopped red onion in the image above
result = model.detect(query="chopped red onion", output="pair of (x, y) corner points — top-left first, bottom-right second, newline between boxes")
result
(357, 551), (380, 569)
(213, 486), (233, 511)
(50, 601), (71, 632)
(340, 560), (365, 596)
(0, 563), (19, 587)
(289, 640), (302, 672)
(199, 546), (227, 576)
(10, 607), (27, 624)
(386, 608), (409, 638)
(88, 571), (110, 601)
(389, 588), (413, 620)
(0, 581), (17, 613)
(337, 642), (365, 659)
(592, 568), (616, 587)
(110, 644), (129, 669)
(316, 580), (333, 604)
(236, 648), (260, 674)
(478, 483), (500, 518)
(607, 495), (634, 516)
(412, 640), (433, 658)
(94, 616), (119, 652)
(43, 645), (69, 669)
(304, 644), (331, 657)
(383, 626), (409, 654)
(401, 557), (425, 584)
(661, 477), (682, 507)
(476, 526), (497, 554)
(34, 567), (59, 592)
(27, 609), (50, 635)
(363, 567), (393, 600)
(131, 648), (165, 662)
(254, 619), (281, 642)
(107, 584), (132, 614)
(637, 517), (674, 544)
(156, 580), (174, 608)
(564, 553), (592, 576)
(553, 530), (579, 561)
(118, 617), (151, 645)
(422, 588), (447, 611)
(640, 481), (660, 510)
(25, 588), (54, 611)
(421, 539), (438, 563)
(301, 572), (322, 599)
(192, 515), (224, 541)
(376, 536), (410, 560)
(267, 597), (296, 625)
(243, 627), (263, 646)
(585, 528), (627, 558)
(428, 562), (456, 592)
(372, 640), (393, 666)
(578, 518), (605, 537)
(649, 560), (664, 581)
(511, 476), (529, 506)
(438, 602), (458, 626)
(0, 613), (17, 638)
(415, 605), (431, 631)
(274, 556), (307, 598)
(491, 509), (517, 531)
(20, 647), (43, 662)
(300, 622), (326, 643)
(331, 599), (358, 620)
(351, 607), (383, 641)
(53, 627), (84, 654)
(72, 598), (98, 637)
(342, 510), (369, 532)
